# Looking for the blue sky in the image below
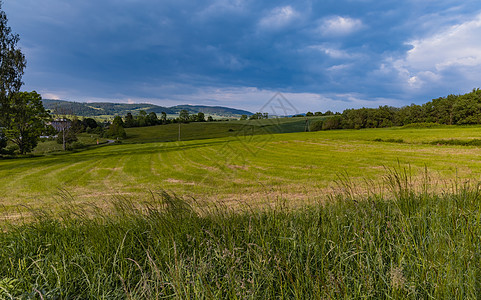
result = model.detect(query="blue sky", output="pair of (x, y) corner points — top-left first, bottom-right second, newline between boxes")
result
(4, 0), (481, 113)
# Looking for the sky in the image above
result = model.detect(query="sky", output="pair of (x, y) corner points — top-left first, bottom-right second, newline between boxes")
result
(3, 0), (481, 113)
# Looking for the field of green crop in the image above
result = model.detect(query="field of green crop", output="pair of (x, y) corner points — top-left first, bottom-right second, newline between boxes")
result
(2, 125), (481, 216)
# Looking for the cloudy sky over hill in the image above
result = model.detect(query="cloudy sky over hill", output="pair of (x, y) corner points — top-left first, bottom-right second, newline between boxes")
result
(4, 0), (481, 112)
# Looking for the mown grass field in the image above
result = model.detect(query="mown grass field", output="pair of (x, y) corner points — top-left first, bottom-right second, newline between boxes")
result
(123, 116), (326, 143)
(2, 124), (481, 215)
(3, 124), (481, 298)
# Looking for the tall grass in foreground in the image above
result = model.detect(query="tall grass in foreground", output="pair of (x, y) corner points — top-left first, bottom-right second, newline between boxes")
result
(1, 171), (481, 299)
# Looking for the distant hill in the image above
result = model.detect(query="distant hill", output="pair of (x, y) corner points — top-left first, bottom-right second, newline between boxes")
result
(42, 99), (252, 118)
(170, 105), (252, 117)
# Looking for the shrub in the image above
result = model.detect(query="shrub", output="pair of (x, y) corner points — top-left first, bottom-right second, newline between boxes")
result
(309, 120), (323, 131)
(56, 130), (78, 145)
(402, 122), (441, 129)
(0, 145), (18, 155)
(71, 141), (86, 149)
(104, 123), (126, 139)
(430, 139), (481, 146)
(322, 116), (342, 130)
(373, 138), (404, 143)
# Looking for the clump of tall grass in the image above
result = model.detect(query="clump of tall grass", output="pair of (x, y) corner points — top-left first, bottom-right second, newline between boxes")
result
(373, 138), (404, 143)
(1, 170), (481, 298)
(430, 138), (481, 146)
(402, 122), (443, 128)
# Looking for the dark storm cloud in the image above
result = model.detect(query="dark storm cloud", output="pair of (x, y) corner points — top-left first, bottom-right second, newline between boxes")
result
(3, 0), (481, 111)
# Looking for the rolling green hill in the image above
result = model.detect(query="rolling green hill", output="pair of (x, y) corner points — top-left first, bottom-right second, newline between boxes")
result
(170, 104), (253, 117)
(42, 99), (253, 118)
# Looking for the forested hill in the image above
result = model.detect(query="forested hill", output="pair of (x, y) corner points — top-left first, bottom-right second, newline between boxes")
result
(42, 99), (252, 117)
(170, 105), (253, 116)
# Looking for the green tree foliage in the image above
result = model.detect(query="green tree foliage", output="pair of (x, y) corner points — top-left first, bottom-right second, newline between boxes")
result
(249, 112), (268, 120)
(0, 128), (7, 150)
(0, 5), (25, 109)
(196, 112), (205, 122)
(179, 109), (189, 123)
(112, 115), (124, 127)
(160, 112), (167, 124)
(4, 91), (51, 154)
(105, 116), (126, 139)
(70, 116), (83, 133)
(137, 110), (147, 127)
(124, 112), (135, 128)
(0, 4), (27, 152)
(122, 111), (173, 128)
(56, 128), (78, 147)
(309, 120), (323, 131)
(82, 117), (98, 130)
(310, 88), (481, 131)
(148, 112), (159, 125)
(121, 110), (215, 128)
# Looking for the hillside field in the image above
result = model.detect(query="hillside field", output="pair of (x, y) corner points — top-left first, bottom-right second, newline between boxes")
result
(2, 124), (481, 215)
(123, 116), (326, 143)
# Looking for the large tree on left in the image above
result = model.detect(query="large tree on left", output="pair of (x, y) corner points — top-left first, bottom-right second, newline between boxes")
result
(0, 3), (50, 154)
(4, 91), (50, 154)
(0, 2), (25, 148)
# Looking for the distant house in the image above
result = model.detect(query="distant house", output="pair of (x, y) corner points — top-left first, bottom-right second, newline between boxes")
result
(49, 119), (72, 132)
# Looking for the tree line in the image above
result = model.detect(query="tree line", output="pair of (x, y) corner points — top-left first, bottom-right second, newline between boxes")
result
(310, 88), (481, 131)
(122, 109), (218, 128)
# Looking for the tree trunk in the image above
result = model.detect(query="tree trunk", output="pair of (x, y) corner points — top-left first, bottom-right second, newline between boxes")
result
(62, 129), (66, 151)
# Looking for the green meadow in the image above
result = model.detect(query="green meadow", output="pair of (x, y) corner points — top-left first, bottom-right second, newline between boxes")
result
(124, 116), (327, 143)
(3, 124), (481, 297)
(2, 124), (481, 214)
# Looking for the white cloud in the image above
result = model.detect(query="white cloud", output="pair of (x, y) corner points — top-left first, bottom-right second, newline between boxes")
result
(37, 83), (404, 114)
(307, 45), (357, 59)
(258, 6), (299, 30)
(42, 93), (61, 100)
(197, 0), (247, 20)
(319, 16), (364, 36)
(406, 14), (481, 70)
(391, 12), (481, 90)
(203, 46), (248, 71)
(144, 86), (402, 113)
(327, 64), (352, 72)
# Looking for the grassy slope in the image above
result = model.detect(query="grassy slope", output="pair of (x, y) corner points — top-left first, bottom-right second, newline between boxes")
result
(2, 125), (481, 213)
(123, 116), (326, 143)
(124, 122), (257, 143)
(33, 134), (108, 154)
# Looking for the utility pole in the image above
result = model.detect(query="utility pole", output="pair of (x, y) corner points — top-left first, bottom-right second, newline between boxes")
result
(178, 122), (181, 141)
